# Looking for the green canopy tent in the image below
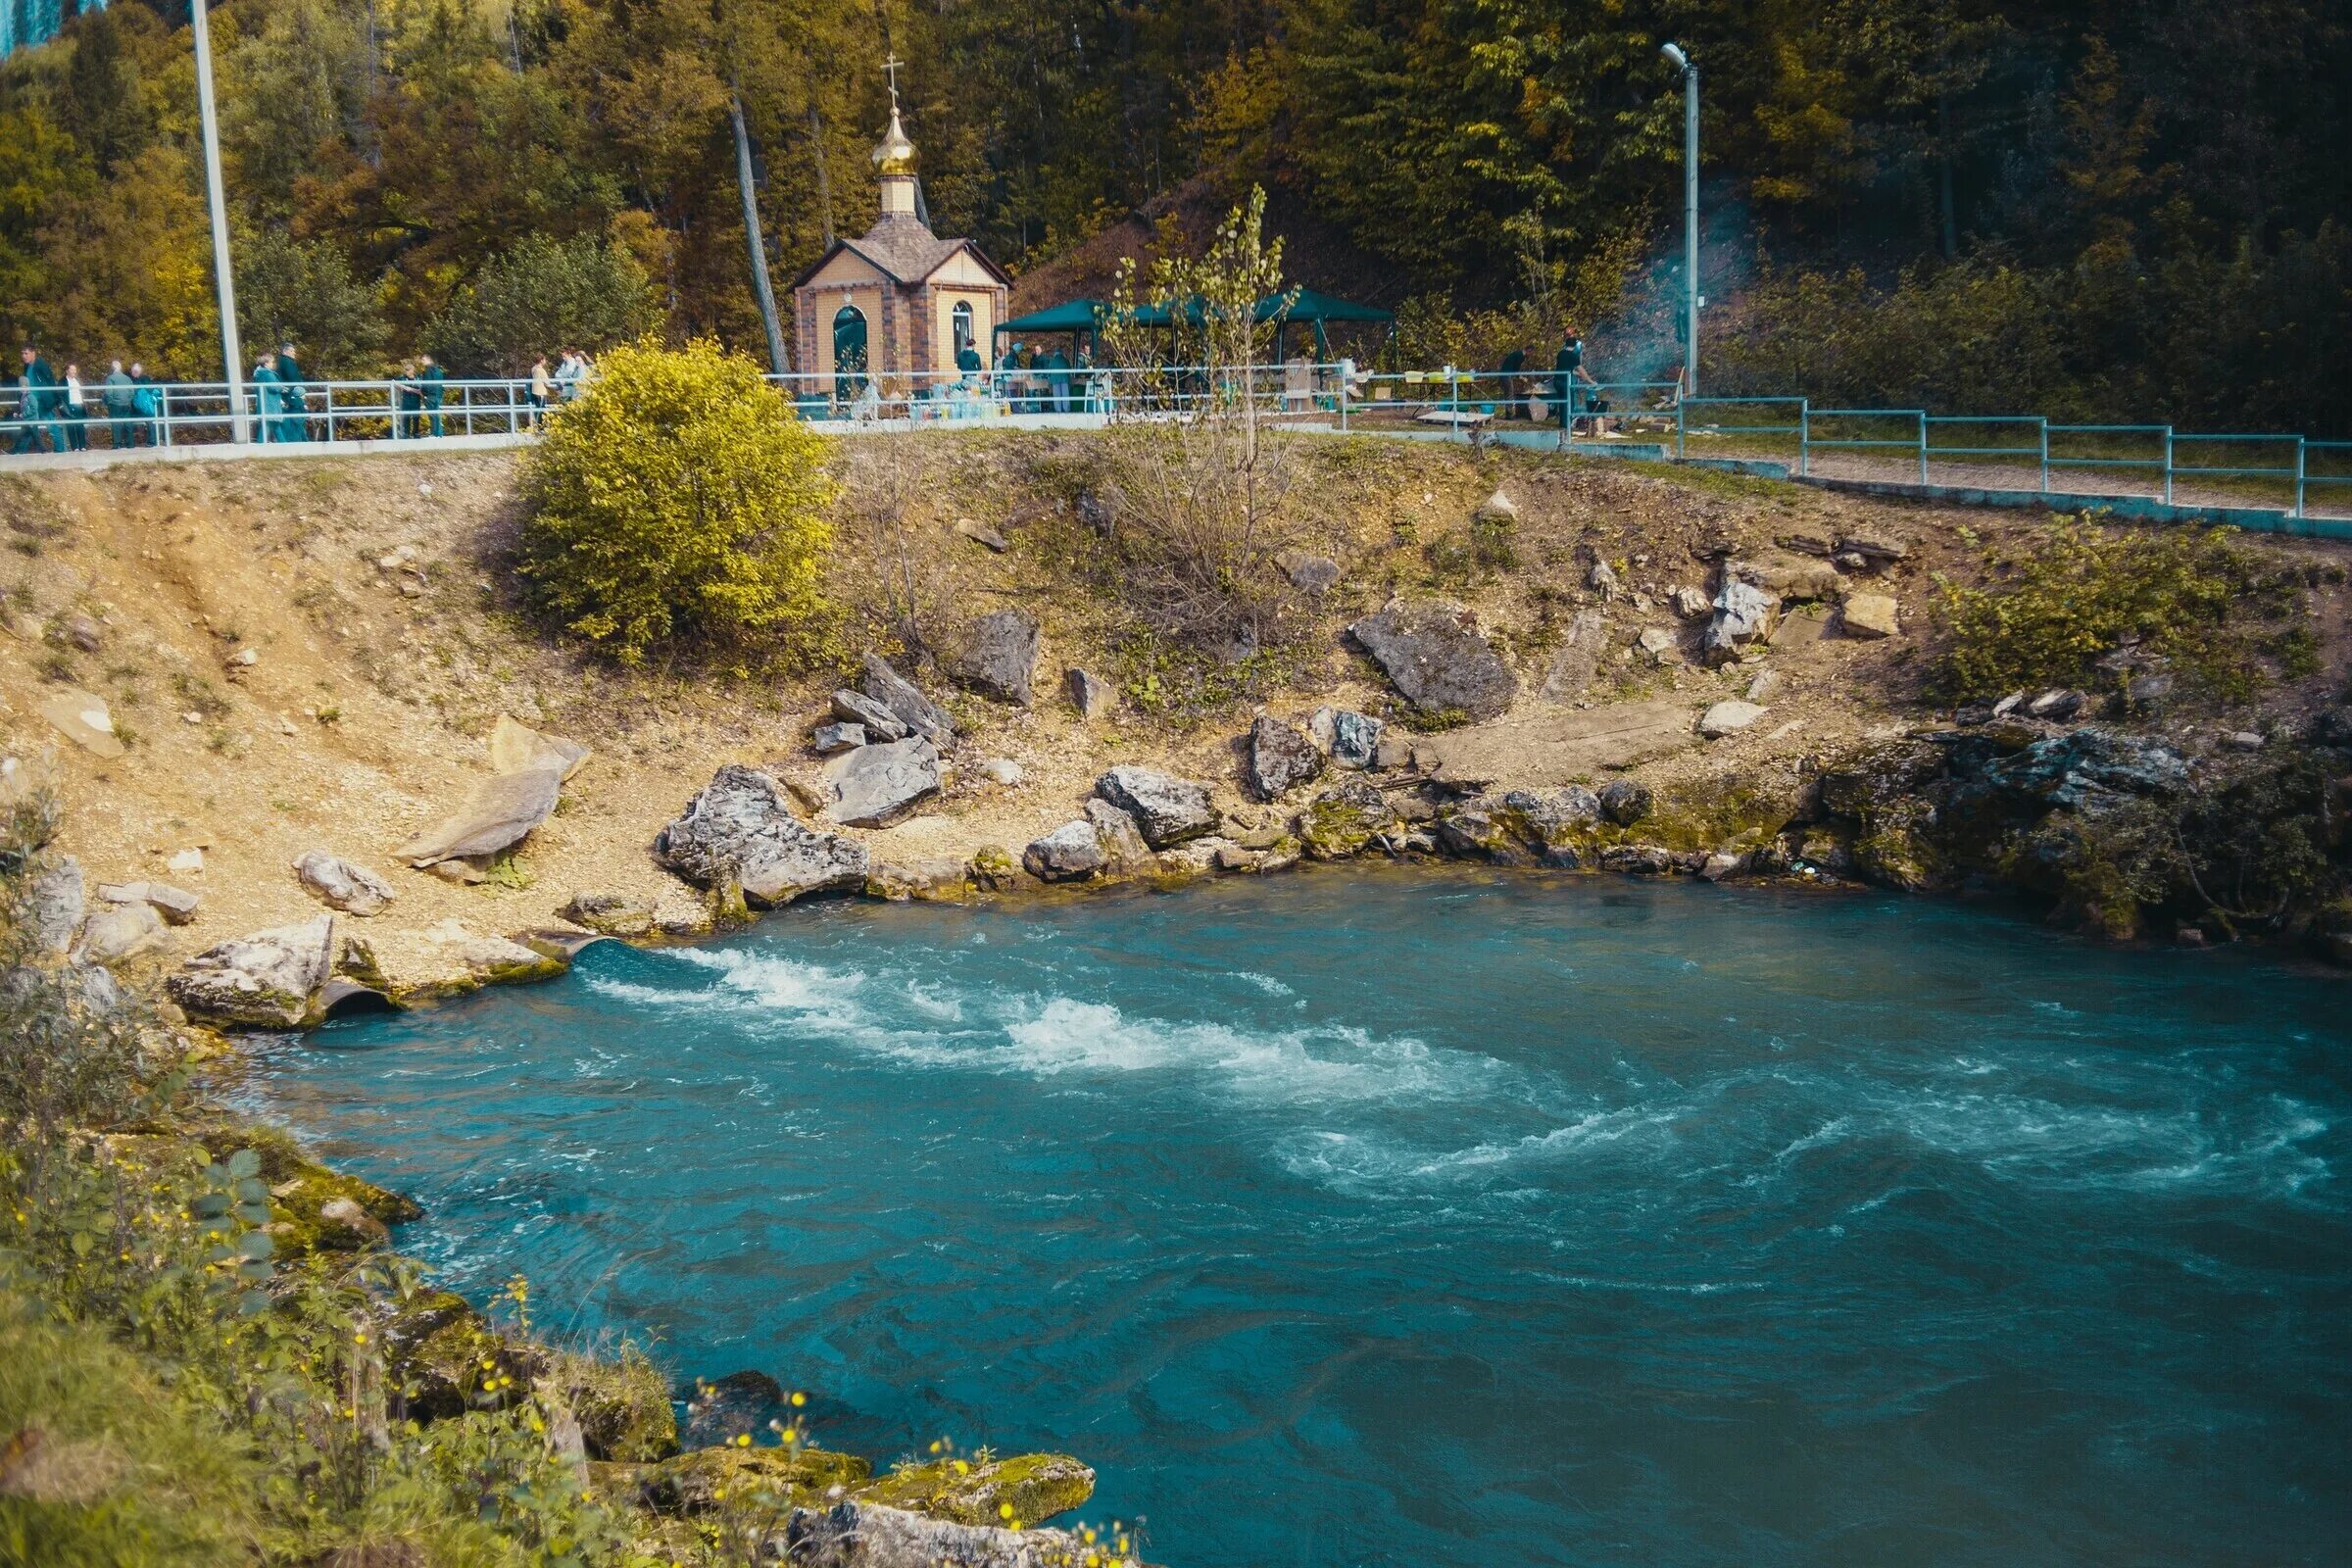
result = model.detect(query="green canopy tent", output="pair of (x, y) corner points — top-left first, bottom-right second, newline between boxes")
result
(992, 299), (1111, 358)
(995, 288), (1394, 363)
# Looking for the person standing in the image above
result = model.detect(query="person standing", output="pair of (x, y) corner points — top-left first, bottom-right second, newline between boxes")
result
(62, 364), (88, 451)
(419, 353), (447, 437)
(251, 357), (281, 441)
(1552, 331), (1583, 436)
(528, 355), (553, 425)
(15, 346), (63, 453)
(1043, 344), (1072, 413)
(270, 343), (307, 442)
(103, 360), (135, 448)
(130, 363), (160, 445)
(392, 360), (420, 438)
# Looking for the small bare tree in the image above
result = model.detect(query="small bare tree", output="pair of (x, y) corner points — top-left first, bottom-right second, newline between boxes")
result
(1097, 186), (1303, 661)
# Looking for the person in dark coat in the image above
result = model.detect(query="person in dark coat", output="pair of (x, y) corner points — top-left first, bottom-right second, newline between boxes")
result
(1497, 347), (1526, 420)
(1042, 346), (1072, 413)
(104, 360), (136, 448)
(130, 363), (161, 445)
(14, 346), (62, 454)
(1552, 333), (1583, 434)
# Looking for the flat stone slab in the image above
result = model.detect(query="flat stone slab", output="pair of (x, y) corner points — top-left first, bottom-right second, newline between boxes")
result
(823, 737), (942, 827)
(1347, 602), (1516, 719)
(396, 766), (564, 865)
(40, 689), (125, 758)
(1417, 700), (1698, 791)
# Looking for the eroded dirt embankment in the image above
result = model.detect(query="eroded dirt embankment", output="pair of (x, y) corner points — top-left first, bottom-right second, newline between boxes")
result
(3, 433), (2346, 1012)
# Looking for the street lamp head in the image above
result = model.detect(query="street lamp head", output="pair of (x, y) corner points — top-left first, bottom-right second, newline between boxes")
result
(1661, 41), (1690, 71)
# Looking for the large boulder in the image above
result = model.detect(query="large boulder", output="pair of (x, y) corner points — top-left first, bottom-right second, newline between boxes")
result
(291, 850), (397, 916)
(1347, 602), (1517, 720)
(822, 738), (942, 827)
(1840, 592), (1900, 640)
(167, 915), (336, 1028)
(1094, 765), (1219, 847)
(654, 765), (870, 906)
(1700, 580), (1778, 666)
(396, 767), (564, 866)
(1021, 820), (1103, 883)
(1245, 714), (1324, 801)
(1082, 799), (1155, 874)
(953, 611), (1041, 707)
(859, 654), (955, 747)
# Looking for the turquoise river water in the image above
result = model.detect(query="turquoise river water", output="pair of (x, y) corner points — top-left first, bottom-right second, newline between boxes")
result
(234, 869), (2352, 1567)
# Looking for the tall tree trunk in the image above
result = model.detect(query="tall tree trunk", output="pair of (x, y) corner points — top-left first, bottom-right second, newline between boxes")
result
(1937, 94), (1958, 261)
(808, 103), (836, 248)
(731, 95), (790, 373)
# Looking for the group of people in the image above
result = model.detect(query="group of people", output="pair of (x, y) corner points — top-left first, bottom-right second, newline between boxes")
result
(987, 340), (1100, 414)
(9, 346), (168, 453)
(6, 341), (605, 452)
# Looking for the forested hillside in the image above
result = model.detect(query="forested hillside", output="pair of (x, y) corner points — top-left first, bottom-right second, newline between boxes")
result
(2, 0), (2347, 429)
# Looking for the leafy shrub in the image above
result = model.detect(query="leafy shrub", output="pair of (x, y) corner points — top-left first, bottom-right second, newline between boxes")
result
(1928, 516), (2292, 702)
(424, 232), (660, 376)
(517, 338), (838, 665)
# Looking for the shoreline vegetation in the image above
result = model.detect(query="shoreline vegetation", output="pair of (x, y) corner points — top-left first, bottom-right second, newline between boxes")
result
(3, 350), (2347, 1560)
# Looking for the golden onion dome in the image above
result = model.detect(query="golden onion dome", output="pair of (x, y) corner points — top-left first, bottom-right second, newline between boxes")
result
(873, 103), (917, 176)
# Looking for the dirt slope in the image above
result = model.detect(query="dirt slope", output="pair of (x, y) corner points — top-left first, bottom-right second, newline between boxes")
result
(2, 436), (2343, 1001)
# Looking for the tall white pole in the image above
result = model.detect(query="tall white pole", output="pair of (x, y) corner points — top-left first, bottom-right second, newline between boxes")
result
(191, 0), (248, 443)
(1682, 59), (1699, 399)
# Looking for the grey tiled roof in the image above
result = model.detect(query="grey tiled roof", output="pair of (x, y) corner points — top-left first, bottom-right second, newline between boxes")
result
(793, 215), (1012, 290)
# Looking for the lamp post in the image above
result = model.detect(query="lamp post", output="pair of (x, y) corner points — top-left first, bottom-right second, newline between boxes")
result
(1662, 41), (1698, 399)
(191, 0), (247, 442)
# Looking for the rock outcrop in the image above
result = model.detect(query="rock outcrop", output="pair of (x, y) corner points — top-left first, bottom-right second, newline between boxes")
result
(561, 891), (656, 937)
(1347, 602), (1516, 719)
(488, 714), (590, 780)
(1021, 820), (1102, 883)
(1245, 714), (1324, 801)
(654, 765), (871, 906)
(859, 654), (955, 747)
(1296, 778), (1396, 859)
(1700, 580), (1778, 666)
(953, 610), (1041, 706)
(775, 1499), (1092, 1568)
(168, 915), (337, 1028)
(1094, 765), (1218, 847)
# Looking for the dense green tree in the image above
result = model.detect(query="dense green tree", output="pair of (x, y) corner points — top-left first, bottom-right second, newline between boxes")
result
(423, 230), (657, 372)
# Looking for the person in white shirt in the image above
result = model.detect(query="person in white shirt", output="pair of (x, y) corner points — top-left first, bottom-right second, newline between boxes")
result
(62, 364), (88, 451)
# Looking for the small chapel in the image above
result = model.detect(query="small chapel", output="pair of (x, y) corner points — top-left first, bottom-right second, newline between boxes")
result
(791, 73), (1011, 390)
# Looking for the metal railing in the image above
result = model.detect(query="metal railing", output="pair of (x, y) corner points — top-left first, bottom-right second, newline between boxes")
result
(6, 367), (2348, 521)
(1674, 395), (2352, 521)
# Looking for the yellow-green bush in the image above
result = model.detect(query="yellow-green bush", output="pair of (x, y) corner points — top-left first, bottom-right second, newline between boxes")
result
(518, 338), (837, 665)
(1929, 516), (2295, 702)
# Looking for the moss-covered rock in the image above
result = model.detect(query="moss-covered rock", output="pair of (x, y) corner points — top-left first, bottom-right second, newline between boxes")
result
(547, 1348), (679, 1462)
(1296, 778), (1396, 859)
(854, 1451), (1096, 1528)
(388, 1291), (546, 1421)
(968, 843), (1023, 892)
(632, 1443), (873, 1515)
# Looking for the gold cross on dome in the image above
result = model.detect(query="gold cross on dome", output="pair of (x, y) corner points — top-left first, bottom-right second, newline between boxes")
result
(883, 54), (904, 105)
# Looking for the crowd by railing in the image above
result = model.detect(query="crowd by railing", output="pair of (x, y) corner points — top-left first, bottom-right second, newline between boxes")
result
(5, 362), (2347, 520)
